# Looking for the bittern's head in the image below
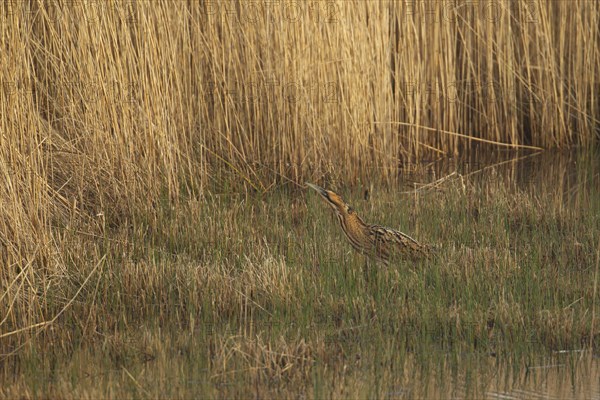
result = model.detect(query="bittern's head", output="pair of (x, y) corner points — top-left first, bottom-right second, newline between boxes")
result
(306, 183), (351, 215)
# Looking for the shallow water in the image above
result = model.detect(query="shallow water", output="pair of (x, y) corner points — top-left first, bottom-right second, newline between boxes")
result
(9, 328), (599, 399)
(401, 352), (600, 399)
(401, 149), (599, 199)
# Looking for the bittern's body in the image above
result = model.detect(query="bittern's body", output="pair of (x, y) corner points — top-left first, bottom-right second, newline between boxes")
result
(307, 183), (429, 265)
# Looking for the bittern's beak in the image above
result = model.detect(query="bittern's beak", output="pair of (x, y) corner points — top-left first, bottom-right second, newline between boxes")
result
(306, 182), (328, 198)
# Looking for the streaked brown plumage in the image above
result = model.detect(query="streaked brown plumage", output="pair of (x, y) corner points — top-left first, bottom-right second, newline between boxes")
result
(306, 183), (429, 265)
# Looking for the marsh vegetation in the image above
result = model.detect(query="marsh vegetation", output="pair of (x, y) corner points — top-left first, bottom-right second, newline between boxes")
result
(2, 150), (599, 398)
(1, 1), (600, 398)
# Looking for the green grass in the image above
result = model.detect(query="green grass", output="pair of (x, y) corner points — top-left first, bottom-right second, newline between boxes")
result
(1, 159), (598, 398)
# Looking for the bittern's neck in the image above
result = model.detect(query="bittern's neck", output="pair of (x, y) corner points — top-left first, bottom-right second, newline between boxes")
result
(343, 208), (367, 228)
(335, 206), (349, 217)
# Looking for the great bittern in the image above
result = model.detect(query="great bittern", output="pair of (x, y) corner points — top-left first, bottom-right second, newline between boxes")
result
(306, 183), (429, 265)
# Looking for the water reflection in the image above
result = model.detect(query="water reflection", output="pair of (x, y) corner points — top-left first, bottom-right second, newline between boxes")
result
(398, 352), (599, 399)
(401, 149), (599, 201)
